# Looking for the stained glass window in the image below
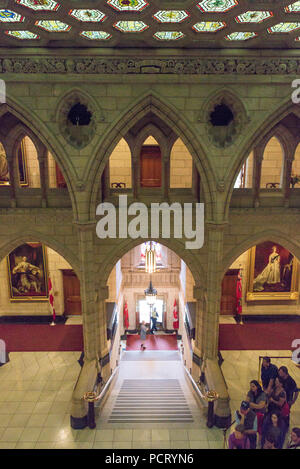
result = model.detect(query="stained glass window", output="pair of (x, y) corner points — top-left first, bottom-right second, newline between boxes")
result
(80, 31), (111, 40)
(235, 11), (273, 23)
(0, 10), (25, 22)
(5, 30), (39, 39)
(197, 0), (238, 13)
(225, 32), (257, 41)
(107, 0), (149, 12)
(153, 11), (189, 23)
(35, 20), (71, 32)
(69, 10), (106, 22)
(268, 23), (300, 33)
(154, 31), (185, 40)
(193, 22), (225, 32)
(285, 2), (300, 12)
(113, 21), (148, 32)
(15, 0), (60, 11)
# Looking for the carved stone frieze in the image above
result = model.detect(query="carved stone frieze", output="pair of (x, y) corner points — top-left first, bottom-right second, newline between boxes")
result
(0, 57), (300, 75)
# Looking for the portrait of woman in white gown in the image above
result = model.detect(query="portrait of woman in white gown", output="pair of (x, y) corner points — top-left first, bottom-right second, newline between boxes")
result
(253, 245), (281, 292)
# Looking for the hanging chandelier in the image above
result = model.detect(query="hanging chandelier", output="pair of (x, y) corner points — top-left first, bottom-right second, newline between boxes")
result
(145, 241), (156, 274)
(144, 280), (157, 305)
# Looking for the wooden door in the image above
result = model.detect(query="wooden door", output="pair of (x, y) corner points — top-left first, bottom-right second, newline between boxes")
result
(140, 145), (162, 187)
(62, 269), (82, 315)
(220, 269), (239, 315)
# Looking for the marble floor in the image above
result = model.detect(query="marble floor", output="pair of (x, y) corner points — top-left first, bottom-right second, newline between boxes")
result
(0, 349), (298, 449)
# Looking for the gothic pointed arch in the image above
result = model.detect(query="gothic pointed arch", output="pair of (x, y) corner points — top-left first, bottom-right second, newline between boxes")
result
(89, 91), (215, 220)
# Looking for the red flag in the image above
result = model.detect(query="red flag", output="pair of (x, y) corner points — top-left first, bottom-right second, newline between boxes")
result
(48, 277), (56, 323)
(236, 270), (242, 315)
(173, 299), (179, 329)
(124, 302), (129, 329)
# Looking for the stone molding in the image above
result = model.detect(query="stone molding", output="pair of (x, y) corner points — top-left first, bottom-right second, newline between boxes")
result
(1, 57), (300, 75)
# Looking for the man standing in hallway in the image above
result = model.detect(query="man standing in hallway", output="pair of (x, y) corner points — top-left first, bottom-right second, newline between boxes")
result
(261, 357), (278, 396)
(278, 366), (299, 408)
(150, 308), (158, 334)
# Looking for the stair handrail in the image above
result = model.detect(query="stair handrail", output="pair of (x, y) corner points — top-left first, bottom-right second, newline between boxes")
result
(179, 344), (207, 407)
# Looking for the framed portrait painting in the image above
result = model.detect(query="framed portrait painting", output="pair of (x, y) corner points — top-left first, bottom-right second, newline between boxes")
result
(247, 241), (299, 301)
(7, 243), (48, 301)
(0, 139), (28, 186)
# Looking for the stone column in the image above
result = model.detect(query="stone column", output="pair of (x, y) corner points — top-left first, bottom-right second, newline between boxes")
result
(37, 145), (48, 208)
(192, 163), (200, 201)
(96, 286), (111, 381)
(102, 164), (110, 201)
(6, 151), (17, 208)
(70, 221), (102, 429)
(252, 145), (264, 208)
(191, 285), (206, 381)
(282, 153), (294, 207)
(202, 222), (231, 428)
(162, 149), (170, 200)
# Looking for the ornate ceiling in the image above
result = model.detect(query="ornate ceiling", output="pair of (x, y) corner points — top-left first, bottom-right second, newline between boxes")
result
(0, 0), (300, 49)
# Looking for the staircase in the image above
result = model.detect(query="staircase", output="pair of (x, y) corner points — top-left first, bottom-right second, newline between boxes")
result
(108, 379), (194, 423)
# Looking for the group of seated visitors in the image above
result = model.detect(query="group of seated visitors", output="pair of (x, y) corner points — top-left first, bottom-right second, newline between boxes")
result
(228, 357), (299, 449)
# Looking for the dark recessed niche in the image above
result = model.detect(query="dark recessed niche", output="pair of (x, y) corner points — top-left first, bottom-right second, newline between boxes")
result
(210, 104), (234, 127)
(67, 103), (92, 126)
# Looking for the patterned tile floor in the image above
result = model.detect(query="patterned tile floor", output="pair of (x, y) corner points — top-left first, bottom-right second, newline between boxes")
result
(0, 349), (298, 449)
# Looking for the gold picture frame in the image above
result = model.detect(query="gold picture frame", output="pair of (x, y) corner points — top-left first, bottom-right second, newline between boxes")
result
(0, 139), (28, 186)
(247, 242), (299, 301)
(7, 242), (49, 302)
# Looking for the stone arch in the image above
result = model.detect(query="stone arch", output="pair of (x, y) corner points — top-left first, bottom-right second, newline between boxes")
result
(224, 99), (300, 218)
(0, 230), (80, 279)
(222, 230), (300, 278)
(96, 237), (205, 291)
(0, 97), (78, 217)
(88, 92), (215, 220)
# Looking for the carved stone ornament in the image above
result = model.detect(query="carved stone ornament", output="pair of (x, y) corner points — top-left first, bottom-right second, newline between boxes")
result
(1, 57), (300, 75)
(203, 92), (250, 148)
(57, 91), (103, 149)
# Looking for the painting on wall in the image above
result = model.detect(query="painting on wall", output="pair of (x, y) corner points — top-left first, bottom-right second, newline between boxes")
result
(0, 140), (28, 186)
(247, 241), (299, 301)
(7, 243), (48, 301)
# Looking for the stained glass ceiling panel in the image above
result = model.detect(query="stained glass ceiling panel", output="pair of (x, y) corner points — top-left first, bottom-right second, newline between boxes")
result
(113, 21), (148, 32)
(193, 22), (226, 32)
(154, 31), (184, 41)
(15, 0), (60, 11)
(1, 1), (300, 49)
(285, 2), (300, 12)
(197, 0), (239, 13)
(153, 11), (189, 24)
(5, 30), (39, 39)
(35, 20), (71, 32)
(107, 0), (149, 12)
(0, 10), (25, 22)
(69, 10), (106, 23)
(235, 11), (273, 24)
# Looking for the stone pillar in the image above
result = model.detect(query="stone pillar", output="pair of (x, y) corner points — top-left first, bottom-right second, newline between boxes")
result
(6, 151), (17, 208)
(102, 164), (110, 201)
(96, 286), (111, 382)
(202, 222), (231, 427)
(252, 145), (264, 208)
(132, 158), (139, 199)
(191, 285), (206, 381)
(37, 145), (48, 208)
(282, 155), (294, 207)
(162, 149), (170, 200)
(70, 221), (101, 429)
(192, 163), (200, 201)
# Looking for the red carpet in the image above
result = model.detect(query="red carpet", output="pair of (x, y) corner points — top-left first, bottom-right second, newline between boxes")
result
(126, 334), (178, 351)
(219, 322), (300, 350)
(0, 324), (83, 352)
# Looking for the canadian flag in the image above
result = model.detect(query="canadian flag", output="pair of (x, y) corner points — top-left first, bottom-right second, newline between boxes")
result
(236, 269), (242, 315)
(48, 277), (56, 323)
(124, 301), (129, 330)
(173, 299), (179, 330)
